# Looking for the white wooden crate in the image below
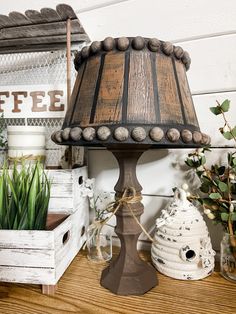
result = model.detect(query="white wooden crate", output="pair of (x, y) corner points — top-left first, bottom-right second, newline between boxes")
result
(0, 167), (89, 291)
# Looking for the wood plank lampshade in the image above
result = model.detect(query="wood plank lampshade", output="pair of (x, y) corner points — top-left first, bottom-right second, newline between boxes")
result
(52, 36), (210, 295)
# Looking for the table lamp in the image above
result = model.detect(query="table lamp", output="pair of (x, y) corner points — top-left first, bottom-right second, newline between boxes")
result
(52, 36), (210, 295)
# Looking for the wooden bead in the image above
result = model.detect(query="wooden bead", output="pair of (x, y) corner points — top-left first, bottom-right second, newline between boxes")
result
(192, 131), (202, 144)
(70, 127), (82, 141)
(181, 129), (192, 143)
(90, 41), (102, 54)
(148, 38), (161, 52)
(51, 131), (57, 142)
(97, 126), (111, 141)
(174, 46), (184, 59)
(103, 37), (115, 51)
(117, 37), (130, 51)
(81, 46), (90, 58)
(61, 128), (71, 141)
(114, 127), (129, 141)
(162, 42), (174, 55)
(131, 127), (146, 142)
(54, 130), (62, 143)
(149, 127), (164, 142)
(182, 51), (191, 70)
(132, 36), (145, 50)
(167, 128), (180, 142)
(206, 135), (211, 145)
(83, 127), (96, 141)
(201, 133), (210, 145)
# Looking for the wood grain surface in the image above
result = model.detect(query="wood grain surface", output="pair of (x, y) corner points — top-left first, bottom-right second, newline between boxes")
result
(156, 54), (183, 125)
(127, 51), (155, 123)
(95, 53), (124, 124)
(0, 4), (89, 53)
(0, 248), (235, 314)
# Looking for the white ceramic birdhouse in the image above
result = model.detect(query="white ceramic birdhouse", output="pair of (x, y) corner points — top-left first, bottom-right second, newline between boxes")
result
(151, 188), (215, 280)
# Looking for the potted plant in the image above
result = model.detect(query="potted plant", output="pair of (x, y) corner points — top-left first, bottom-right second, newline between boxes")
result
(185, 99), (236, 282)
(0, 162), (89, 294)
(0, 162), (50, 230)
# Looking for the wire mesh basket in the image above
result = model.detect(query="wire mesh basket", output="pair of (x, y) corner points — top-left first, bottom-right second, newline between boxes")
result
(0, 50), (78, 168)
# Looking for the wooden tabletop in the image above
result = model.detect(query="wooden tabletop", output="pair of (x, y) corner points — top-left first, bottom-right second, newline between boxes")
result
(0, 248), (235, 314)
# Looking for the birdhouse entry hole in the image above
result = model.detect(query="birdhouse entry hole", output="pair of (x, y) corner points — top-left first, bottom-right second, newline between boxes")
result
(78, 176), (83, 185)
(186, 250), (196, 260)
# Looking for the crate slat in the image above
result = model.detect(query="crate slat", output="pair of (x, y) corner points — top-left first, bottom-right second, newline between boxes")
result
(0, 266), (55, 285)
(0, 230), (54, 249)
(0, 248), (54, 268)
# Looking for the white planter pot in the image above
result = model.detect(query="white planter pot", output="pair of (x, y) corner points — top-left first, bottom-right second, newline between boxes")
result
(7, 126), (46, 160)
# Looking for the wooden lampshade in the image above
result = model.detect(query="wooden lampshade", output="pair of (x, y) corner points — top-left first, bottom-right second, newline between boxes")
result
(52, 36), (210, 147)
(52, 36), (210, 296)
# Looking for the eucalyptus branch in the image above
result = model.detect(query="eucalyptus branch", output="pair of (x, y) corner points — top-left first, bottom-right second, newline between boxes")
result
(186, 99), (236, 235)
(216, 100), (236, 143)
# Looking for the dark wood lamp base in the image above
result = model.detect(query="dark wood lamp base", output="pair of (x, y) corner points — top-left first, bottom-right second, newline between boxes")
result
(100, 147), (158, 295)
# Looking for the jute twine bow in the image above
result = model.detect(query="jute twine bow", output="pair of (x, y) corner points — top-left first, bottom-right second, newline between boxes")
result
(8, 155), (46, 163)
(83, 187), (154, 254)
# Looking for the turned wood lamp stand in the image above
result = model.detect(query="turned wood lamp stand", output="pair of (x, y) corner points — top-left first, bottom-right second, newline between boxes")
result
(52, 36), (210, 295)
(100, 147), (157, 294)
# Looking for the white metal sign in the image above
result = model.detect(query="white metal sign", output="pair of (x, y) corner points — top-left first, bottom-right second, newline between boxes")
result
(0, 84), (67, 118)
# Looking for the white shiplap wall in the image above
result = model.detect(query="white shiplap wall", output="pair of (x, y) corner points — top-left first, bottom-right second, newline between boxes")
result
(78, 0), (236, 251)
(2, 0), (236, 250)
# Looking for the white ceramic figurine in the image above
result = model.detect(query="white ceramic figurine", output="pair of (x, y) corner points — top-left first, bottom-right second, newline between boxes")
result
(151, 188), (215, 280)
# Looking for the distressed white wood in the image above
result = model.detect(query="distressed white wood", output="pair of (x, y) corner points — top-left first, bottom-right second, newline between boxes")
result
(0, 266), (55, 285)
(46, 170), (73, 183)
(48, 167), (88, 214)
(2, 0), (236, 42)
(78, 0), (236, 41)
(48, 197), (73, 213)
(88, 148), (234, 196)
(0, 248), (54, 267)
(55, 208), (89, 281)
(50, 184), (72, 197)
(183, 35), (236, 95)
(0, 230), (54, 249)
(0, 0), (127, 16)
(0, 167), (89, 286)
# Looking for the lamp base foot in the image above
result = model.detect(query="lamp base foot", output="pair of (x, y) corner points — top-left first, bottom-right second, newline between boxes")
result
(100, 258), (158, 295)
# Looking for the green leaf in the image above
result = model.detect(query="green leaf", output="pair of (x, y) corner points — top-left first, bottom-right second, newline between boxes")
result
(209, 193), (222, 200)
(196, 170), (204, 177)
(228, 153), (233, 164)
(200, 182), (210, 193)
(231, 213), (236, 221)
(232, 126), (236, 138)
(210, 106), (221, 115)
(223, 131), (233, 140)
(201, 155), (206, 165)
(221, 212), (229, 221)
(218, 181), (228, 192)
(220, 99), (230, 112)
(202, 198), (216, 206)
(185, 159), (193, 167)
